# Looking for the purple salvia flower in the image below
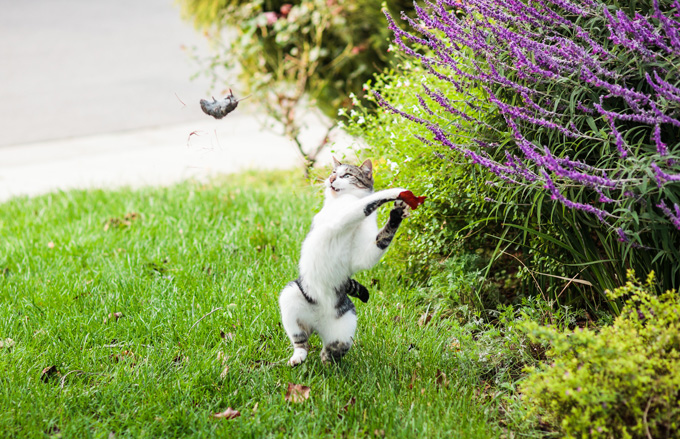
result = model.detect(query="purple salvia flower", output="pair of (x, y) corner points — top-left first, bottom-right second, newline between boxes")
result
(645, 71), (680, 104)
(576, 102), (595, 114)
(657, 200), (680, 230)
(651, 162), (680, 187)
(653, 124), (668, 156)
(607, 116), (628, 158)
(416, 94), (436, 117)
(595, 101), (663, 126)
(541, 170), (611, 222)
(423, 85), (475, 122)
(372, 90), (430, 126)
(381, 0), (680, 229)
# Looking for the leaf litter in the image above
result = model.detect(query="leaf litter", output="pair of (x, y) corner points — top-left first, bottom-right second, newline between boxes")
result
(212, 407), (241, 419)
(285, 383), (311, 403)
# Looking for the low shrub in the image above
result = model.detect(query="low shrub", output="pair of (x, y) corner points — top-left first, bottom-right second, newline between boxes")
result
(521, 271), (680, 438)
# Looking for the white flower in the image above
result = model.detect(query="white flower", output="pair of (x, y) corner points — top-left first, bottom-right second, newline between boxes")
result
(338, 108), (346, 116)
(350, 109), (358, 117)
(357, 116), (365, 124)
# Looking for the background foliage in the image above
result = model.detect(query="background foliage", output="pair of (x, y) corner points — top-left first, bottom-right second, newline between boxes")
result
(180, 0), (415, 170)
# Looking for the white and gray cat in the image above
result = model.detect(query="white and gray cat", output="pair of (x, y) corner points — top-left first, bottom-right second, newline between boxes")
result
(279, 158), (411, 366)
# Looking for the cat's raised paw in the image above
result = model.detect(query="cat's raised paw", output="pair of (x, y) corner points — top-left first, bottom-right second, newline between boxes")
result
(394, 200), (411, 219)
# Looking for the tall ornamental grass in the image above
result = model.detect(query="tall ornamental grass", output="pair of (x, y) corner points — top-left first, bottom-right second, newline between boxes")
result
(379, 0), (680, 304)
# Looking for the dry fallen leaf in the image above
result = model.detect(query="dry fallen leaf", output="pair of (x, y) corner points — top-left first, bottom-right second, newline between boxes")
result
(124, 212), (139, 221)
(418, 312), (432, 327)
(104, 213), (139, 231)
(447, 338), (461, 351)
(110, 350), (135, 364)
(220, 365), (229, 380)
(212, 407), (241, 419)
(41, 365), (60, 382)
(341, 396), (356, 412)
(435, 369), (449, 388)
(0, 338), (15, 349)
(338, 396), (356, 418)
(104, 312), (124, 324)
(397, 190), (427, 210)
(285, 383), (311, 403)
(408, 370), (418, 390)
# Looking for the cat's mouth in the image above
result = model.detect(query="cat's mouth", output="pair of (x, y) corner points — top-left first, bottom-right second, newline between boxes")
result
(330, 184), (340, 192)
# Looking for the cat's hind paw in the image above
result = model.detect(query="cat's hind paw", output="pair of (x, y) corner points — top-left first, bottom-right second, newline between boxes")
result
(287, 348), (308, 367)
(320, 341), (351, 364)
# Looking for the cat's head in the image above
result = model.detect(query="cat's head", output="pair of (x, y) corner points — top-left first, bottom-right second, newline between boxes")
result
(326, 157), (374, 197)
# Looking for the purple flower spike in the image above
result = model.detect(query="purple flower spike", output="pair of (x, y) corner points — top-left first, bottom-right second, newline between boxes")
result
(652, 124), (668, 156)
(380, 0), (680, 235)
(658, 201), (680, 230)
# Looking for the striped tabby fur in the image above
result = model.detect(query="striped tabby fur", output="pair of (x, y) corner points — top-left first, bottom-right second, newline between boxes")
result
(279, 158), (410, 366)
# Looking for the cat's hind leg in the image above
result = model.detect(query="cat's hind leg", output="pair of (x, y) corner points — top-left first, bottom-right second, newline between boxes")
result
(318, 296), (357, 364)
(279, 281), (313, 367)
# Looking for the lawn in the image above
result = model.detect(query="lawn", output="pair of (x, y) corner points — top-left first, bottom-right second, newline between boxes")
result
(0, 171), (500, 438)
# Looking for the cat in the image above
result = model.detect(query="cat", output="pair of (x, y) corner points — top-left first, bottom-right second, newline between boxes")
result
(279, 157), (411, 366)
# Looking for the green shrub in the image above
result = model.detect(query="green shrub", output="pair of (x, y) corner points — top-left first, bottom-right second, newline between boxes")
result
(378, 0), (680, 305)
(346, 60), (591, 311)
(520, 271), (680, 438)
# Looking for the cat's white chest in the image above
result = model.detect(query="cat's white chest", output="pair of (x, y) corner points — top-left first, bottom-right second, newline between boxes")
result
(298, 195), (367, 296)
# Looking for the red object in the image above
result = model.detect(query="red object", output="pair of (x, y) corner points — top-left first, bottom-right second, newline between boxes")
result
(398, 191), (426, 210)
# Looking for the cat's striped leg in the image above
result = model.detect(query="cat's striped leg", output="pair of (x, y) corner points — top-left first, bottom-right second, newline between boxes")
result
(279, 281), (313, 367)
(331, 188), (407, 230)
(318, 295), (357, 364)
(376, 200), (410, 250)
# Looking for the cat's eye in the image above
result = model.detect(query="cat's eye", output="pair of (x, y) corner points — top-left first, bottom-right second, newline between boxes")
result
(340, 173), (350, 178)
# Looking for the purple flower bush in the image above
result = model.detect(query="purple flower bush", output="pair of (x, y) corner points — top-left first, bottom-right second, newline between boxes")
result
(380, 0), (680, 291)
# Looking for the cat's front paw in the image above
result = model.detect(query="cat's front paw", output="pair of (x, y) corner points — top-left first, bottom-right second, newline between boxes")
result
(394, 200), (411, 219)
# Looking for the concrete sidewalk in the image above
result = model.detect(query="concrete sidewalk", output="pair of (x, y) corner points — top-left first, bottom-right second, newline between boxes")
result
(0, 111), (351, 202)
(0, 0), (354, 203)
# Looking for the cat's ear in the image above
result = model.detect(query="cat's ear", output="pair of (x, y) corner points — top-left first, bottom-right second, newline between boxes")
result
(360, 159), (373, 177)
(332, 156), (342, 169)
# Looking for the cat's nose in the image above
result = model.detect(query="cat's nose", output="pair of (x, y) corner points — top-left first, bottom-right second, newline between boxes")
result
(329, 174), (337, 183)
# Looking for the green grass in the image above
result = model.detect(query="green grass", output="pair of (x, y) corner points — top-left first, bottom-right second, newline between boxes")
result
(0, 171), (500, 438)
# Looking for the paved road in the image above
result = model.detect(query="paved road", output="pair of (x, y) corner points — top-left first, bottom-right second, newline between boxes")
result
(0, 0), (213, 146)
(0, 0), (350, 201)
